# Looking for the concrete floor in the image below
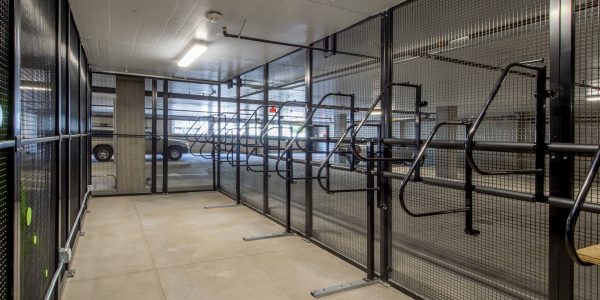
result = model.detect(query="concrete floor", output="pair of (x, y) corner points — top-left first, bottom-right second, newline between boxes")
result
(61, 192), (411, 300)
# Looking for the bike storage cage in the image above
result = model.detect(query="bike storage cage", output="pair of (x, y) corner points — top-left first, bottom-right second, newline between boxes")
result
(565, 146), (600, 266)
(274, 92), (356, 182)
(196, 113), (228, 160)
(465, 59), (548, 202)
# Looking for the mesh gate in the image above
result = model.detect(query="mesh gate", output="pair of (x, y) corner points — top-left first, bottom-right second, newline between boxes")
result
(310, 16), (381, 268)
(389, 0), (552, 299)
(0, 0), (9, 297)
(267, 50), (306, 232)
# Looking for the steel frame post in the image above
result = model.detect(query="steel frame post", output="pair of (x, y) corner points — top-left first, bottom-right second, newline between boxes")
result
(235, 77), (241, 203)
(263, 65), (269, 214)
(9, 0), (21, 297)
(305, 49), (313, 238)
(366, 141), (375, 280)
(548, 0), (575, 299)
(151, 79), (157, 194)
(55, 0), (65, 288)
(379, 10), (394, 282)
(162, 80), (168, 193)
(216, 84), (221, 190)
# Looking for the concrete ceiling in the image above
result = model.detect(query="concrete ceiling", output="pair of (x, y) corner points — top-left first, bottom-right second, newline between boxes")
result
(70, 0), (404, 82)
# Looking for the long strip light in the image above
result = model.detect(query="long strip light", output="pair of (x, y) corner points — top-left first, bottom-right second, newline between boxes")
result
(177, 43), (208, 67)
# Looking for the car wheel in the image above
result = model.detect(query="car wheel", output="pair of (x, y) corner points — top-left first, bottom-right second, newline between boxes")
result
(94, 146), (113, 162)
(168, 146), (183, 161)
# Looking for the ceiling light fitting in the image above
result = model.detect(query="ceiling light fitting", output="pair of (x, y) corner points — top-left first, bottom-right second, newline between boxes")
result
(177, 42), (208, 67)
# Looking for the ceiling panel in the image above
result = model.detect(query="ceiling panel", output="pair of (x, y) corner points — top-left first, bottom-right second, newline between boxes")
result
(70, 0), (405, 81)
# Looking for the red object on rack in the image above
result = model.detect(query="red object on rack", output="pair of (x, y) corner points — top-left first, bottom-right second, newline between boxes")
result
(269, 106), (277, 113)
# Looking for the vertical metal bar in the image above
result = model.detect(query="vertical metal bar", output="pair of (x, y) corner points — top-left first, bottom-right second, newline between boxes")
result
(414, 86), (422, 181)
(216, 84), (221, 190)
(305, 49), (313, 238)
(263, 65), (269, 214)
(464, 125), (477, 235)
(379, 10), (393, 282)
(548, 0), (574, 299)
(285, 149), (292, 233)
(535, 68), (547, 202)
(366, 142), (375, 280)
(9, 0), (21, 297)
(65, 13), (72, 244)
(235, 77), (241, 203)
(349, 95), (355, 170)
(151, 79), (157, 194)
(162, 80), (168, 193)
(55, 0), (64, 273)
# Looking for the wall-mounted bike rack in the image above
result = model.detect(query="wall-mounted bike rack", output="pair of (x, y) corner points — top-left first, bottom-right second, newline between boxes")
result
(274, 93), (357, 182)
(465, 59), (548, 202)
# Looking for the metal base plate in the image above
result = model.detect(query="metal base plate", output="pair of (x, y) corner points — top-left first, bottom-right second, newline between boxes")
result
(310, 279), (378, 298)
(204, 203), (239, 209)
(242, 232), (294, 241)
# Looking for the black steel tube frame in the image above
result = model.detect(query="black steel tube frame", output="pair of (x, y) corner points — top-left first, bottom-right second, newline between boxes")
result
(565, 146), (600, 266)
(465, 60), (547, 202)
(349, 82), (423, 164)
(273, 93), (354, 180)
(305, 48), (314, 239)
(315, 124), (378, 194)
(151, 79), (158, 193)
(397, 121), (475, 220)
(222, 27), (377, 60)
(235, 78), (241, 203)
(162, 80), (169, 193)
(226, 105), (267, 167)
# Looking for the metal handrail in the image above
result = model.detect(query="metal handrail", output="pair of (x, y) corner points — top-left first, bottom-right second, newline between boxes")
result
(316, 124), (379, 194)
(274, 93), (355, 180)
(44, 186), (93, 300)
(350, 82), (425, 163)
(244, 101), (300, 173)
(565, 146), (600, 266)
(398, 121), (472, 217)
(465, 59), (547, 176)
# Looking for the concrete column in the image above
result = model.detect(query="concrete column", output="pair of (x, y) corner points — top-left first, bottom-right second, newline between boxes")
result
(115, 76), (147, 194)
(435, 106), (458, 179)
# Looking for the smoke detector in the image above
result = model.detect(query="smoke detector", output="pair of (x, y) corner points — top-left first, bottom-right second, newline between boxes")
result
(205, 11), (222, 23)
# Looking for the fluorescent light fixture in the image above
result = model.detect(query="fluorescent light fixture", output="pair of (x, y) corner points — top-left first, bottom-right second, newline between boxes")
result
(177, 43), (208, 67)
(20, 86), (51, 91)
(587, 96), (600, 102)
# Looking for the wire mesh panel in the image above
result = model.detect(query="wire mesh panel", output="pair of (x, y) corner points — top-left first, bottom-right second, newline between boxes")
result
(239, 67), (265, 211)
(90, 74), (117, 194)
(19, 0), (59, 298)
(573, 0), (600, 298)
(20, 143), (58, 299)
(267, 50), (306, 231)
(310, 16), (381, 267)
(0, 0), (8, 297)
(390, 0), (552, 298)
(166, 81), (217, 192)
(219, 83), (237, 197)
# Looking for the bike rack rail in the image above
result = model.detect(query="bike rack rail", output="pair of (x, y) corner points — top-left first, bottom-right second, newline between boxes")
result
(274, 93), (356, 181)
(226, 106), (267, 167)
(244, 100), (299, 173)
(465, 59), (548, 201)
(398, 120), (480, 235)
(184, 114), (216, 158)
(565, 146), (600, 266)
(194, 113), (227, 160)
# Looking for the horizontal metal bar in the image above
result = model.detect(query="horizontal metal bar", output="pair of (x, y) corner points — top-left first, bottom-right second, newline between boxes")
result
(21, 136), (60, 145)
(0, 140), (15, 149)
(91, 69), (225, 85)
(242, 232), (294, 241)
(311, 279), (378, 298)
(473, 186), (536, 202)
(548, 143), (599, 154)
(547, 197), (600, 214)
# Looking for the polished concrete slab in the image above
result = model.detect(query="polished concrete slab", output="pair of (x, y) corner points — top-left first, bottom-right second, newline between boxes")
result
(62, 192), (412, 300)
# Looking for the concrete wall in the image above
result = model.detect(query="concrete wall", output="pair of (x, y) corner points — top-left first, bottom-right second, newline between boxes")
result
(115, 76), (147, 194)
